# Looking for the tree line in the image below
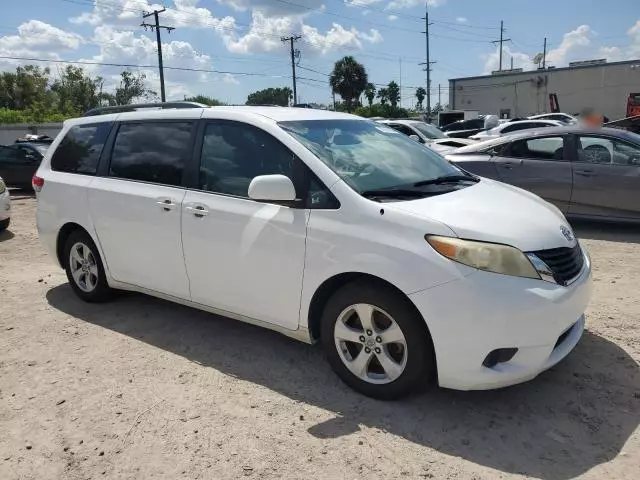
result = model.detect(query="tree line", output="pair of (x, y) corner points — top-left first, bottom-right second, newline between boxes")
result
(0, 65), (156, 123)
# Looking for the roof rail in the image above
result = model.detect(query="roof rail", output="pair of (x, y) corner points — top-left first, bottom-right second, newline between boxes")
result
(83, 101), (207, 117)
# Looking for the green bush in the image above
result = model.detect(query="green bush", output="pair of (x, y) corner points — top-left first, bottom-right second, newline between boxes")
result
(354, 104), (410, 119)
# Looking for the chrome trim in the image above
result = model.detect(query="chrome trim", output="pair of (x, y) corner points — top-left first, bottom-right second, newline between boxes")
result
(525, 253), (557, 284)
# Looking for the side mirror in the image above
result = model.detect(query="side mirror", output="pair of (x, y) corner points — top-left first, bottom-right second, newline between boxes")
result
(409, 134), (421, 143)
(248, 174), (296, 202)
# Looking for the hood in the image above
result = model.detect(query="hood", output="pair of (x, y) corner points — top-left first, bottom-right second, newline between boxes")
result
(387, 178), (575, 252)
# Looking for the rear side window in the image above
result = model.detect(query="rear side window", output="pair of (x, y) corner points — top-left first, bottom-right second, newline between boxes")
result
(109, 122), (193, 187)
(51, 123), (111, 174)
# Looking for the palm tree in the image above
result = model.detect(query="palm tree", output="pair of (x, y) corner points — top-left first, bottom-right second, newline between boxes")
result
(329, 56), (368, 112)
(387, 81), (400, 108)
(415, 87), (426, 110)
(377, 88), (388, 105)
(364, 83), (376, 107)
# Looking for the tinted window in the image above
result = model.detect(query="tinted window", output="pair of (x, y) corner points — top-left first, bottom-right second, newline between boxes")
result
(577, 136), (640, 165)
(109, 122), (193, 186)
(0, 146), (27, 163)
(51, 123), (111, 174)
(199, 122), (295, 197)
(502, 122), (537, 133)
(388, 124), (416, 137)
(509, 137), (565, 160)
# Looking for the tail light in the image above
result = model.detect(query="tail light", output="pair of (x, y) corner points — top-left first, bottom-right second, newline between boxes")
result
(32, 175), (44, 192)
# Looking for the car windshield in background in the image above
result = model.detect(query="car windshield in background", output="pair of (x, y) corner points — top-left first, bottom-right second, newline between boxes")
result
(411, 122), (447, 139)
(279, 119), (467, 195)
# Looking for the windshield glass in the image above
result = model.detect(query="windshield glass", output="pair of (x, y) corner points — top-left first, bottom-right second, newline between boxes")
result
(279, 119), (463, 193)
(411, 122), (446, 139)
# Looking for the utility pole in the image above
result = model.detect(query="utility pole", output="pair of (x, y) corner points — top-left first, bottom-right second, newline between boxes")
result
(492, 21), (511, 72)
(281, 35), (301, 105)
(141, 8), (174, 103)
(399, 57), (402, 108)
(542, 37), (547, 69)
(419, 5), (436, 120)
(438, 83), (441, 107)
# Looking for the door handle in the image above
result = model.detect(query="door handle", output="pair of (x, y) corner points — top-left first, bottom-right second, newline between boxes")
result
(575, 170), (594, 177)
(156, 198), (176, 211)
(185, 205), (209, 218)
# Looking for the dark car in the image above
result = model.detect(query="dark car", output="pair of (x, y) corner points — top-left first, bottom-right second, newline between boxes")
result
(440, 117), (486, 138)
(0, 142), (49, 188)
(445, 126), (640, 222)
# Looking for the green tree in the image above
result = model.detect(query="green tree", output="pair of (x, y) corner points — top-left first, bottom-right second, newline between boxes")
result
(431, 103), (444, 114)
(387, 81), (400, 108)
(0, 65), (52, 110)
(377, 88), (388, 106)
(245, 87), (292, 106)
(114, 71), (156, 105)
(364, 83), (376, 107)
(50, 65), (102, 115)
(184, 95), (225, 106)
(415, 87), (426, 110)
(329, 56), (368, 112)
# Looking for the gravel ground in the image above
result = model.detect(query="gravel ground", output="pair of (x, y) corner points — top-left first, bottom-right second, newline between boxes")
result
(1, 192), (639, 480)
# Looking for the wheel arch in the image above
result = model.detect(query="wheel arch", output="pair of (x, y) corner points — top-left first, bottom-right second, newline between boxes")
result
(306, 272), (434, 346)
(56, 222), (91, 268)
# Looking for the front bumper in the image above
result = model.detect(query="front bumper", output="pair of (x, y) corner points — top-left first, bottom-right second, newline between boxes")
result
(409, 246), (591, 390)
(0, 189), (10, 221)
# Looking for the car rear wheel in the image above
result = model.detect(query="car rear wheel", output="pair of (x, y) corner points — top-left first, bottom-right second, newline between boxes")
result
(0, 218), (9, 232)
(63, 230), (112, 303)
(320, 281), (435, 400)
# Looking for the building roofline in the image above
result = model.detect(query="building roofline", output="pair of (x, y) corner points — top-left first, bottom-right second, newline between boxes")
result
(448, 58), (640, 83)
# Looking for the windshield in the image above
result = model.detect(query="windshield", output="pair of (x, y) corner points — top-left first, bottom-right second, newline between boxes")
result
(411, 122), (446, 139)
(279, 119), (464, 193)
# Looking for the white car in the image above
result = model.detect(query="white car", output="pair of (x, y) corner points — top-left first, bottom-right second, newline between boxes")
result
(377, 119), (476, 154)
(0, 176), (10, 231)
(470, 119), (565, 140)
(34, 106), (591, 399)
(528, 113), (578, 124)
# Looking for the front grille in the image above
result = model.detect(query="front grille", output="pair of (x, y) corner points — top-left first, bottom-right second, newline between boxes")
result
(531, 244), (584, 285)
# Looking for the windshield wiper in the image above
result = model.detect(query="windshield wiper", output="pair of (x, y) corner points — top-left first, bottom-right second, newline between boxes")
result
(413, 174), (479, 187)
(361, 188), (435, 199)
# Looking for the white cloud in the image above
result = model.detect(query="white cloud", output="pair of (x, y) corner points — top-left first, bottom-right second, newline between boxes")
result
(302, 23), (383, 55)
(456, 17), (468, 24)
(216, 0), (324, 16)
(482, 45), (533, 73)
(345, 0), (382, 5)
(545, 25), (593, 66)
(388, 15), (398, 21)
(387, 0), (445, 9)
(0, 20), (82, 54)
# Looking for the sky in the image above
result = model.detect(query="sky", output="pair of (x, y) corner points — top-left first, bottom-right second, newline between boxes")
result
(0, 0), (639, 107)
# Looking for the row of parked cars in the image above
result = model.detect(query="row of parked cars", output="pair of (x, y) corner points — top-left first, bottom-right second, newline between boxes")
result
(25, 102), (596, 400)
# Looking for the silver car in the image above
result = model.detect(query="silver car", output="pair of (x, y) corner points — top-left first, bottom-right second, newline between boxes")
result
(446, 126), (640, 222)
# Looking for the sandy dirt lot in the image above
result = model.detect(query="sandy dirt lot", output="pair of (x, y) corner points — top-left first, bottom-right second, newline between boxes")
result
(1, 193), (639, 480)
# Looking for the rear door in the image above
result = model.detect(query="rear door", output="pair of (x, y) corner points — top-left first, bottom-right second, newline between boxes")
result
(0, 146), (34, 186)
(88, 120), (196, 299)
(491, 135), (573, 211)
(568, 134), (640, 220)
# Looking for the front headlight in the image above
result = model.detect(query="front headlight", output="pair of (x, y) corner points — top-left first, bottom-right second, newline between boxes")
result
(426, 235), (540, 279)
(0, 178), (6, 194)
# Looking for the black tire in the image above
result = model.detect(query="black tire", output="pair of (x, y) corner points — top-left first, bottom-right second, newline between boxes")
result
(0, 218), (9, 232)
(320, 281), (436, 400)
(63, 229), (113, 303)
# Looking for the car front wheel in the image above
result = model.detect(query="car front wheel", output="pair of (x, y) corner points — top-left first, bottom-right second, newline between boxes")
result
(320, 281), (435, 400)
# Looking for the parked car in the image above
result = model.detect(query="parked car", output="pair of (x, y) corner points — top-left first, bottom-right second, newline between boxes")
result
(377, 119), (476, 154)
(528, 113), (578, 124)
(0, 176), (10, 231)
(440, 117), (486, 138)
(35, 106), (591, 399)
(469, 119), (565, 140)
(0, 142), (48, 188)
(446, 126), (640, 221)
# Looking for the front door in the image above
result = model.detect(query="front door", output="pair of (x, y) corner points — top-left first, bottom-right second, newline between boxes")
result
(181, 121), (308, 330)
(491, 135), (573, 211)
(87, 121), (196, 299)
(569, 134), (640, 220)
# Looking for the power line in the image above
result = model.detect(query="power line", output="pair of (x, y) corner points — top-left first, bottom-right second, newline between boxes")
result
(141, 8), (174, 102)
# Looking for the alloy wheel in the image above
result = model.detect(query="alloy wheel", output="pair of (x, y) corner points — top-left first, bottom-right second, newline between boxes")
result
(69, 242), (99, 293)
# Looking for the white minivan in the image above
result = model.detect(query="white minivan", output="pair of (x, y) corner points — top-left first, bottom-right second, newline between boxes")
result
(34, 105), (591, 399)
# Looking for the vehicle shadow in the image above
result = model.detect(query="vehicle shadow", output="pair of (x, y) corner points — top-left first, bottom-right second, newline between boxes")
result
(46, 285), (639, 480)
(8, 187), (35, 201)
(572, 219), (640, 244)
(0, 229), (15, 242)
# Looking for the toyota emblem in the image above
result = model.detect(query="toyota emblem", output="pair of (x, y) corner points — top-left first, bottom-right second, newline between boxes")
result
(560, 225), (574, 242)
